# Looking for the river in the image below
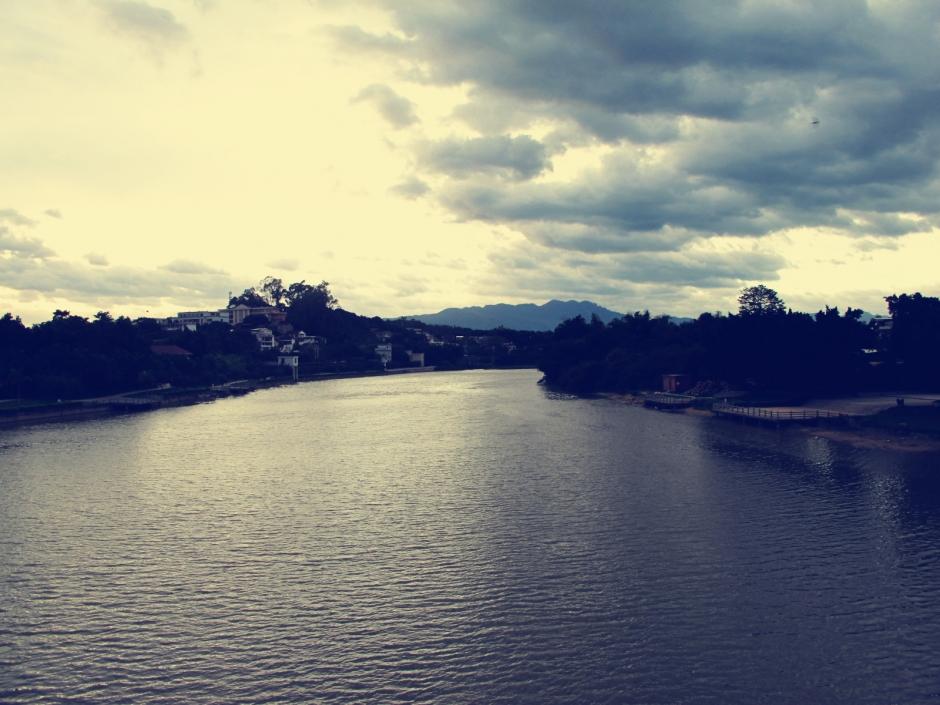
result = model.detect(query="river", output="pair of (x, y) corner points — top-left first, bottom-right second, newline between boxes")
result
(2, 369), (939, 704)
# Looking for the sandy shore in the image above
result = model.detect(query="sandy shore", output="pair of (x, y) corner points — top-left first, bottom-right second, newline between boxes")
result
(800, 427), (940, 453)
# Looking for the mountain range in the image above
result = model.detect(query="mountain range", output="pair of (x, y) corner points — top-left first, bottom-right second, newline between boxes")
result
(398, 299), (877, 332)
(398, 300), (676, 331)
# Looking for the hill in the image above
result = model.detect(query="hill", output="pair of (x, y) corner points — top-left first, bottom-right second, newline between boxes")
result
(399, 300), (626, 331)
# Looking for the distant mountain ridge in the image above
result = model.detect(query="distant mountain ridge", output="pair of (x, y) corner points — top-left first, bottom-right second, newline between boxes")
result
(397, 300), (879, 332)
(399, 300), (626, 331)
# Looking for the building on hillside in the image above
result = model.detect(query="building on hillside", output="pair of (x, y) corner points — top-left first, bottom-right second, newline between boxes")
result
(296, 332), (324, 360)
(407, 351), (425, 367)
(251, 327), (276, 351)
(375, 343), (393, 367)
(161, 310), (227, 331)
(228, 304), (287, 327)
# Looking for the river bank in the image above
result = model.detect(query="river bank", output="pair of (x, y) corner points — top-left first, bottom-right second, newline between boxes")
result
(0, 366), (540, 430)
(0, 367), (433, 429)
(604, 390), (940, 453)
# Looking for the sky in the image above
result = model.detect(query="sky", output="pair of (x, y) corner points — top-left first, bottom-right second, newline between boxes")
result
(2, 0), (939, 323)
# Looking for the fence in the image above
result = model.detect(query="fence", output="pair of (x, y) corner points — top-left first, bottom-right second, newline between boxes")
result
(712, 402), (848, 422)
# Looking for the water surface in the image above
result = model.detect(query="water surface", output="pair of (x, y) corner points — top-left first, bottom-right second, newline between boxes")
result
(2, 370), (940, 703)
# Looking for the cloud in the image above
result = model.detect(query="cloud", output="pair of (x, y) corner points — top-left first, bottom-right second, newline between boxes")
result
(101, 1), (189, 54)
(266, 258), (299, 272)
(159, 258), (227, 275)
(472, 238), (787, 316)
(389, 175), (430, 199)
(0, 210), (54, 259)
(352, 83), (419, 129)
(0, 227), (55, 259)
(86, 253), (110, 266)
(417, 135), (551, 181)
(0, 256), (239, 310)
(0, 209), (37, 227)
(44, 209), (63, 219)
(334, 2), (940, 261)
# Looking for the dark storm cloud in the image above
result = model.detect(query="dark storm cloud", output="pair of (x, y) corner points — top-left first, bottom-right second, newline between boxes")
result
(602, 251), (785, 287)
(417, 135), (551, 181)
(488, 246), (784, 288)
(352, 84), (419, 129)
(336, 0), (940, 270)
(333, 1), (888, 125)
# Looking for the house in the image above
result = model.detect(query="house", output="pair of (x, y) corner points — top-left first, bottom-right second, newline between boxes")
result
(250, 327), (276, 351)
(375, 343), (393, 366)
(407, 351), (425, 367)
(296, 332), (324, 360)
(228, 304), (287, 327)
(161, 310), (228, 332)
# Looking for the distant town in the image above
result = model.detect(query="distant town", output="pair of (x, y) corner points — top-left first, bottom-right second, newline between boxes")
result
(0, 277), (548, 422)
(154, 298), (540, 376)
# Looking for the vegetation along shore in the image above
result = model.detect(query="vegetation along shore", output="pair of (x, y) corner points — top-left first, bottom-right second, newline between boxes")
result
(2, 280), (939, 444)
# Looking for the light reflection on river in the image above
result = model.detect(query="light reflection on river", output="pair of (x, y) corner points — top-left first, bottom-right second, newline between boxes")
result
(2, 369), (940, 704)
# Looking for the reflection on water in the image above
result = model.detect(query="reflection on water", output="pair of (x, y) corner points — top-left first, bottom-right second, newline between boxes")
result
(1, 369), (939, 704)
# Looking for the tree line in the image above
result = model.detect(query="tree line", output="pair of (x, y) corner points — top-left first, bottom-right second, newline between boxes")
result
(0, 277), (353, 400)
(537, 286), (940, 397)
(0, 276), (548, 400)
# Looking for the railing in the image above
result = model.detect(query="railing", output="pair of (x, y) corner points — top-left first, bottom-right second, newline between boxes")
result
(647, 392), (694, 406)
(712, 402), (847, 421)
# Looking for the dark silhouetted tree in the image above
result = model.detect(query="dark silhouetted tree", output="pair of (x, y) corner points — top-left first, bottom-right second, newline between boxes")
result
(738, 285), (785, 317)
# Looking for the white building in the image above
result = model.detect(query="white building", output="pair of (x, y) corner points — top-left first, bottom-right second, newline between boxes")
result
(251, 327), (276, 351)
(375, 343), (393, 367)
(162, 310), (227, 331)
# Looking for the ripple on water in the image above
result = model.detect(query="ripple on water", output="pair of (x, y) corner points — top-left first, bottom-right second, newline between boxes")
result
(2, 370), (940, 704)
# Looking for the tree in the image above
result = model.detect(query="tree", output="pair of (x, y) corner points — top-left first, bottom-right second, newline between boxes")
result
(229, 288), (267, 307)
(285, 281), (339, 335)
(260, 276), (287, 310)
(285, 280), (337, 309)
(737, 285), (785, 316)
(884, 292), (940, 388)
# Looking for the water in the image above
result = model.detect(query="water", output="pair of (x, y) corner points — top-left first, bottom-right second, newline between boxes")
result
(2, 369), (940, 704)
